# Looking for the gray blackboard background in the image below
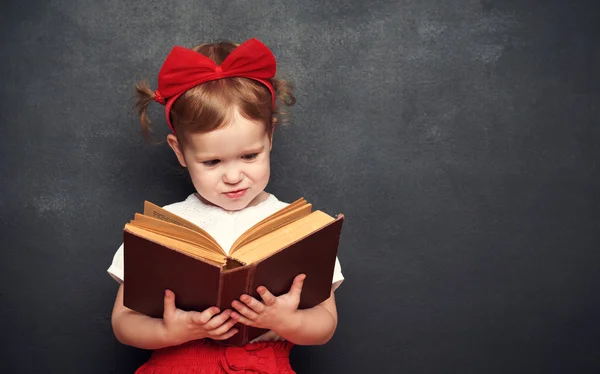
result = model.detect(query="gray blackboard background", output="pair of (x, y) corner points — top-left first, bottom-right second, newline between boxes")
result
(1, 0), (599, 373)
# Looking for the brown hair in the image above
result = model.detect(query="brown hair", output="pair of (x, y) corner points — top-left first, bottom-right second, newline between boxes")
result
(134, 41), (295, 144)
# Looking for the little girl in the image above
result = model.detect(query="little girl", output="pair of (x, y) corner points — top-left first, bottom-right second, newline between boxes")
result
(107, 38), (344, 373)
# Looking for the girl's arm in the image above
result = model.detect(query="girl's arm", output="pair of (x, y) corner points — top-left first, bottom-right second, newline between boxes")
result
(111, 283), (171, 349)
(275, 289), (338, 345)
(111, 283), (238, 350)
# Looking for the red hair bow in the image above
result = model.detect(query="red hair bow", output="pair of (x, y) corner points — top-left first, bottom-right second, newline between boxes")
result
(153, 38), (277, 133)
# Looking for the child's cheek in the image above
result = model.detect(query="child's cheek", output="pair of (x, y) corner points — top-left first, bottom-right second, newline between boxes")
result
(255, 159), (271, 180)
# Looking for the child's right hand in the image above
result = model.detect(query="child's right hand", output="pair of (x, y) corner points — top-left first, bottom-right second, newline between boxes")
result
(162, 289), (238, 346)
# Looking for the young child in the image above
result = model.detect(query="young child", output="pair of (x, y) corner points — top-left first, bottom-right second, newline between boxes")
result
(107, 38), (344, 373)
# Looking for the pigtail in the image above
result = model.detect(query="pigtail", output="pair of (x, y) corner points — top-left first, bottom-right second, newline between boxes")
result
(272, 78), (296, 127)
(273, 78), (296, 107)
(134, 79), (156, 140)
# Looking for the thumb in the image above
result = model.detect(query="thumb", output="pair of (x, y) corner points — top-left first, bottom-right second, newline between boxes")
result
(163, 289), (176, 320)
(288, 274), (306, 299)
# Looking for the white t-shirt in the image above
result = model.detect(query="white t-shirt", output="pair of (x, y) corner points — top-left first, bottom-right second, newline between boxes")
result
(107, 193), (344, 342)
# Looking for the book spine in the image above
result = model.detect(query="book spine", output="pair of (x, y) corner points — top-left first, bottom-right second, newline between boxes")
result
(219, 266), (252, 346)
(242, 266), (270, 344)
(242, 265), (255, 345)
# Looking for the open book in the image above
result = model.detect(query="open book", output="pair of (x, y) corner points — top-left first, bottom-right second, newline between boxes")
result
(123, 197), (344, 346)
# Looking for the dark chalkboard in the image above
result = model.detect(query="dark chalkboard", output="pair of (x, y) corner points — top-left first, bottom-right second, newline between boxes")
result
(1, 0), (599, 373)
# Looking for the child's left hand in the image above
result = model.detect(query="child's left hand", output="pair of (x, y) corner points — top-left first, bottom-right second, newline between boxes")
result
(230, 274), (305, 333)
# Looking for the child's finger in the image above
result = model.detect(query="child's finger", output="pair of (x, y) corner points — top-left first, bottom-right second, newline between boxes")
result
(191, 306), (220, 325)
(203, 309), (232, 330)
(232, 300), (259, 320)
(162, 290), (176, 320)
(257, 286), (276, 306)
(209, 318), (238, 337)
(239, 294), (265, 314)
(230, 311), (255, 327)
(288, 274), (306, 298)
(212, 328), (239, 341)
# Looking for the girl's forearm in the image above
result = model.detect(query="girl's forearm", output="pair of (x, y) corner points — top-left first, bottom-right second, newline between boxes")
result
(111, 284), (173, 350)
(112, 309), (172, 350)
(275, 305), (337, 346)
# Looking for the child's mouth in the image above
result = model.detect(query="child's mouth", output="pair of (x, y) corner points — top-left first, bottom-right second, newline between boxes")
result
(224, 189), (248, 199)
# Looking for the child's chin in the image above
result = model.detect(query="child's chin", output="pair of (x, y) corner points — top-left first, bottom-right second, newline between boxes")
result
(197, 193), (249, 211)
(220, 197), (251, 211)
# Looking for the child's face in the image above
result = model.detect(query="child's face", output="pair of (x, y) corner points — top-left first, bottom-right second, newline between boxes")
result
(168, 108), (272, 211)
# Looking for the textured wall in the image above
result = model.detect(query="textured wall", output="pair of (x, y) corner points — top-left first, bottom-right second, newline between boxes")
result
(1, 0), (599, 373)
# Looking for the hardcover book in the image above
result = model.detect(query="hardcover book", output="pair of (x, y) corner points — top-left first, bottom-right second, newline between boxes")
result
(123, 197), (344, 346)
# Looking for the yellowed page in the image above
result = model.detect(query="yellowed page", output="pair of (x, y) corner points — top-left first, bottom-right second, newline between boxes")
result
(233, 210), (334, 264)
(125, 224), (227, 265)
(143, 201), (222, 251)
(227, 197), (308, 253)
(144, 201), (202, 232)
(265, 198), (307, 219)
(229, 203), (313, 254)
(130, 214), (225, 255)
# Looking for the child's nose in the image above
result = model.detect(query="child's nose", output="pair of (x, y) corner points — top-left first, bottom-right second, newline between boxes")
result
(222, 167), (243, 184)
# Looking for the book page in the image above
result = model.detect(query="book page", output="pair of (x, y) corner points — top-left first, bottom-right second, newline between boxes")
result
(143, 201), (222, 252)
(229, 203), (313, 254)
(233, 210), (335, 264)
(144, 201), (203, 232)
(229, 198), (310, 254)
(262, 198), (307, 220)
(130, 214), (225, 255)
(124, 224), (228, 266)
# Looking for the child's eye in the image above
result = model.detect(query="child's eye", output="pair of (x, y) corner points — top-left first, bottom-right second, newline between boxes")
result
(242, 153), (259, 161)
(202, 159), (220, 167)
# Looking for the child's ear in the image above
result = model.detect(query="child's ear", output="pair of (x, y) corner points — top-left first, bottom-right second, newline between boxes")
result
(166, 134), (187, 167)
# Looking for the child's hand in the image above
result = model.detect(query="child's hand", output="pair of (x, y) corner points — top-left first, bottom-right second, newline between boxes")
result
(230, 274), (306, 334)
(162, 289), (238, 346)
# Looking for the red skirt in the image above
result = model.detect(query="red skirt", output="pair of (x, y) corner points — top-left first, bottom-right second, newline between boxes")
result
(135, 339), (296, 374)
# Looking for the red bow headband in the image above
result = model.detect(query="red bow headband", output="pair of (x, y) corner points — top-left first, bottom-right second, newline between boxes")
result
(153, 38), (277, 133)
